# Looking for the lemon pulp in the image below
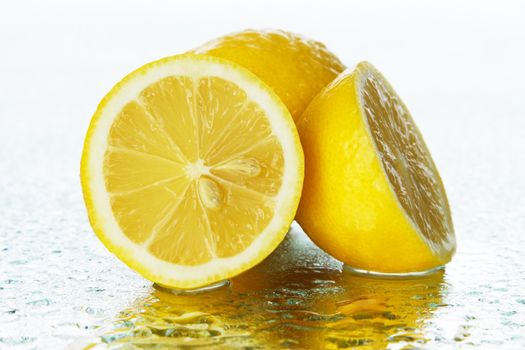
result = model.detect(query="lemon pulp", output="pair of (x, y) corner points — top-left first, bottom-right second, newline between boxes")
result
(360, 70), (453, 256)
(105, 76), (284, 264)
(81, 55), (303, 288)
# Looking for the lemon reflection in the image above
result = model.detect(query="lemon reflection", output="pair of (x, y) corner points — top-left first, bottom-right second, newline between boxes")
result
(83, 225), (446, 349)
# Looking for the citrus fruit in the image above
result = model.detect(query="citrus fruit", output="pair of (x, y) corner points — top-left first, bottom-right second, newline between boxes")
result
(296, 62), (455, 273)
(81, 54), (304, 289)
(193, 29), (345, 121)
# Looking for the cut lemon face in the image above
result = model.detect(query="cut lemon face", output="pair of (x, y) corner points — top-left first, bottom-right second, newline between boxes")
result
(81, 54), (303, 289)
(297, 62), (455, 273)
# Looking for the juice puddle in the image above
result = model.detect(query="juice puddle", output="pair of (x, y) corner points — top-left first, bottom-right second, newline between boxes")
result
(75, 224), (447, 349)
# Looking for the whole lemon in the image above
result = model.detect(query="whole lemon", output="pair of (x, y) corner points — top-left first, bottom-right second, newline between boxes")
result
(193, 29), (345, 121)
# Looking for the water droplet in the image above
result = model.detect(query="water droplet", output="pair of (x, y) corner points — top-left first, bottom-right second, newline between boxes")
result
(198, 177), (223, 210)
(9, 260), (28, 265)
(27, 298), (53, 307)
(280, 339), (299, 347)
(388, 331), (427, 343)
(217, 158), (261, 177)
(0, 336), (36, 346)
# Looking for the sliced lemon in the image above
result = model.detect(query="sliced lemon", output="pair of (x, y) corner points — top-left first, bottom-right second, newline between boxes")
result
(81, 54), (303, 289)
(297, 62), (455, 273)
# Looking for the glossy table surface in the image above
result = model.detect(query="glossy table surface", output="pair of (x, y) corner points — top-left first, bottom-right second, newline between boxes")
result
(1, 1), (525, 349)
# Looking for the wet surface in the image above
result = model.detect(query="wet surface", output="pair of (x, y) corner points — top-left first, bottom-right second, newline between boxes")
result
(2, 86), (525, 350)
(2, 2), (525, 348)
(66, 228), (452, 349)
(2, 87), (525, 350)
(2, 172), (525, 350)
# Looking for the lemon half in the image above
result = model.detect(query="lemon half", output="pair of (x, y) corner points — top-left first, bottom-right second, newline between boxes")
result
(81, 54), (304, 289)
(297, 62), (455, 273)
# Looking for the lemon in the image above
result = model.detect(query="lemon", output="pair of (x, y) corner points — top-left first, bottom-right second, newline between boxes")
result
(296, 62), (455, 273)
(81, 54), (304, 289)
(193, 29), (345, 121)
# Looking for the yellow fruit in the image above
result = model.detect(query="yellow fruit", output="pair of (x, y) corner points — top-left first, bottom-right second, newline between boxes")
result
(193, 29), (345, 121)
(81, 54), (304, 289)
(296, 62), (455, 273)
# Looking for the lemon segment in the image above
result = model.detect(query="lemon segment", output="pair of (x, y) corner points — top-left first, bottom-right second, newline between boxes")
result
(81, 54), (303, 288)
(296, 62), (455, 273)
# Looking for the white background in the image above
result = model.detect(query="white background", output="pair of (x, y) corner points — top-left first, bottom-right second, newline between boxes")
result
(1, 1), (525, 349)
(1, 0), (524, 132)
(2, 0), (524, 243)
(1, 0), (524, 161)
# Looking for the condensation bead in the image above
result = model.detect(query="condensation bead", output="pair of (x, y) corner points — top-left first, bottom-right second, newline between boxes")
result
(198, 176), (223, 210)
(217, 158), (261, 177)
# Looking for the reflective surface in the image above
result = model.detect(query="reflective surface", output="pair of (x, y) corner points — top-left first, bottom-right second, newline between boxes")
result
(2, 1), (525, 349)
(3, 211), (525, 349)
(72, 228), (451, 349)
